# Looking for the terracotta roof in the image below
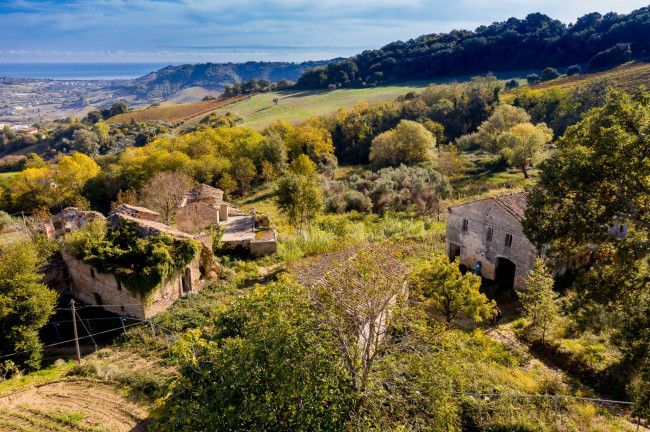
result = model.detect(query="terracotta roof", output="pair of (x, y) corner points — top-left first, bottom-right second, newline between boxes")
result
(449, 191), (528, 221)
(492, 192), (528, 221)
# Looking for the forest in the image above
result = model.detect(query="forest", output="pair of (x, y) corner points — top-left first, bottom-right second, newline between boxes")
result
(297, 7), (650, 88)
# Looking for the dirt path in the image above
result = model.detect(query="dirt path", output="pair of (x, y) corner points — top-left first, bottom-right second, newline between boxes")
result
(0, 378), (150, 432)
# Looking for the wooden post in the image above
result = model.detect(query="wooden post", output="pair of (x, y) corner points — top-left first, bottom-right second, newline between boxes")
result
(70, 299), (81, 365)
(120, 317), (126, 334)
(553, 395), (558, 425)
(150, 321), (156, 341)
(477, 394), (482, 425)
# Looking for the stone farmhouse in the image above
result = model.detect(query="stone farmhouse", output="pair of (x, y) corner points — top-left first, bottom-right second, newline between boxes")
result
(41, 184), (277, 318)
(445, 192), (536, 290)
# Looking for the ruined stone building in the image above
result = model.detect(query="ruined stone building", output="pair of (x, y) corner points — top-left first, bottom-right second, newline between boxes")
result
(445, 192), (536, 290)
(50, 205), (216, 319)
(42, 207), (104, 239)
(40, 183), (277, 318)
(175, 183), (277, 255)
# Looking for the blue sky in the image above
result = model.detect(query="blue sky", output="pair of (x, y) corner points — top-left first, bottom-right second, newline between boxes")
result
(0, 0), (648, 63)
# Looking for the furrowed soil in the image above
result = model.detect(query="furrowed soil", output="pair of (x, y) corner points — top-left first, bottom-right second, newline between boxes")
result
(0, 378), (149, 432)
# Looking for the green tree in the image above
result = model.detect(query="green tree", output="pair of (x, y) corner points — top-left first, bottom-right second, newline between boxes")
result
(0, 240), (58, 370)
(230, 157), (256, 196)
(23, 153), (47, 169)
(497, 122), (553, 178)
(216, 173), (237, 200)
(275, 173), (322, 229)
(518, 259), (559, 344)
(540, 67), (560, 82)
(475, 104), (530, 152)
(156, 255), (460, 431)
(414, 254), (495, 325)
(523, 90), (650, 415)
(91, 122), (110, 144)
(288, 154), (316, 176)
(71, 129), (99, 157)
(260, 160), (277, 184)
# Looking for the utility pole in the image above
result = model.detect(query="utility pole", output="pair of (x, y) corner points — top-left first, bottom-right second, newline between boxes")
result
(70, 299), (81, 365)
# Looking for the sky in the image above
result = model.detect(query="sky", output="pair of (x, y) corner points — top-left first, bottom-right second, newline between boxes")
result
(0, 0), (649, 64)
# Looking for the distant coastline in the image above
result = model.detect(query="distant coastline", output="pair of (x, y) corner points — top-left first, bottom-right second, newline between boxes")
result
(0, 63), (170, 80)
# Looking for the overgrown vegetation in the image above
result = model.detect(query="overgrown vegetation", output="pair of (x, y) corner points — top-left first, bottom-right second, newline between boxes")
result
(63, 220), (202, 297)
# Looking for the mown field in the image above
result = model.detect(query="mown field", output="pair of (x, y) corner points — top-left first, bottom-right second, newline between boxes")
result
(178, 81), (434, 130)
(530, 61), (650, 93)
(105, 95), (248, 125)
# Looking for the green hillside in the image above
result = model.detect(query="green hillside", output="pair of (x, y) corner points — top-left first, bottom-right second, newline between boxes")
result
(179, 81), (430, 130)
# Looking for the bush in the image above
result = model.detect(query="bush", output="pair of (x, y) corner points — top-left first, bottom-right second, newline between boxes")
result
(566, 64), (582, 76)
(540, 67), (560, 82)
(589, 43), (632, 70)
(0, 211), (13, 231)
(526, 74), (540, 84)
(505, 79), (519, 90)
(343, 190), (372, 212)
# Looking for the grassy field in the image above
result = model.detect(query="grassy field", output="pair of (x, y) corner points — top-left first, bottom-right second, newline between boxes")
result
(530, 61), (650, 93)
(0, 171), (18, 179)
(105, 95), (248, 125)
(177, 81), (433, 131)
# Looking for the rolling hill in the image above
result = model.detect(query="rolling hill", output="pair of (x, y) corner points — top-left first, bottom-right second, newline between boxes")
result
(530, 61), (650, 93)
(116, 59), (339, 102)
(106, 95), (249, 125)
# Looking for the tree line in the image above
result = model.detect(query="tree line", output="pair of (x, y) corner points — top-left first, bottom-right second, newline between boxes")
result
(297, 8), (650, 88)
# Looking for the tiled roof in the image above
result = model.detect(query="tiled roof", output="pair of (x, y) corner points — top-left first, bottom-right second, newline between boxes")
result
(449, 191), (529, 221)
(492, 192), (528, 221)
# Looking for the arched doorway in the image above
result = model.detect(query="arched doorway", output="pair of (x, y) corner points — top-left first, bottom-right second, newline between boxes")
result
(495, 257), (516, 288)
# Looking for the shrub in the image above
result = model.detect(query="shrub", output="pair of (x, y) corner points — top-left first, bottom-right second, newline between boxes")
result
(566, 64), (582, 76)
(526, 74), (540, 84)
(588, 43), (632, 70)
(540, 67), (560, 82)
(343, 190), (372, 212)
(505, 79), (519, 90)
(0, 211), (13, 231)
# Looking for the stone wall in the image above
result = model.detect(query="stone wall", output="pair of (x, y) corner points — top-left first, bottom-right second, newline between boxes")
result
(40, 261), (71, 294)
(250, 229), (278, 256)
(63, 253), (203, 319)
(175, 203), (220, 234)
(445, 200), (537, 290)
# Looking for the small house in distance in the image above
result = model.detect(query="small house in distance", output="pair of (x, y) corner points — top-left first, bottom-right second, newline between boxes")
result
(445, 192), (536, 290)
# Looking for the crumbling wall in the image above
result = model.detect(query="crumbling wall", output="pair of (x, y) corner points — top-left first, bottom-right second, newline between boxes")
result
(63, 253), (203, 319)
(175, 202), (220, 234)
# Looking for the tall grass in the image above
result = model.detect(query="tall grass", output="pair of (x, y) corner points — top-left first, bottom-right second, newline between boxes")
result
(278, 212), (442, 263)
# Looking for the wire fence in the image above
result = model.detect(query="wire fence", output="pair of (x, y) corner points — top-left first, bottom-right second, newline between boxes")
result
(0, 311), (176, 362)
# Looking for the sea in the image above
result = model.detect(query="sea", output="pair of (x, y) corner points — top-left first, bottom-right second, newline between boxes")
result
(0, 63), (171, 80)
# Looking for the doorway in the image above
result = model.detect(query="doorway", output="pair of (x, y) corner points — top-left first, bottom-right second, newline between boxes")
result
(181, 267), (192, 294)
(448, 242), (461, 261)
(495, 257), (516, 288)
